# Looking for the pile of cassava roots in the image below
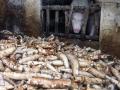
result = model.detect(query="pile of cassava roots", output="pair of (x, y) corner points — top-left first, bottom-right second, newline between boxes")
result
(0, 30), (119, 90)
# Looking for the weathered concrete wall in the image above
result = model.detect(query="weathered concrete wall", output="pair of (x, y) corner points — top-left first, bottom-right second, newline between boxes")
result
(0, 0), (5, 17)
(0, 0), (42, 37)
(24, 0), (41, 37)
(100, 2), (120, 58)
(0, 0), (6, 29)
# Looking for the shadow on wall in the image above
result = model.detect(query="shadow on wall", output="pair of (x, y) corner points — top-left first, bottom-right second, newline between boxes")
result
(0, 0), (6, 29)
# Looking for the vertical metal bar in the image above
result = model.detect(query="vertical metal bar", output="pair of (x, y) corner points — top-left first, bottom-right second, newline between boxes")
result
(82, 9), (89, 36)
(68, 5), (73, 28)
(65, 11), (69, 34)
(68, 6), (73, 36)
(41, 10), (44, 34)
(55, 11), (59, 34)
(46, 9), (50, 34)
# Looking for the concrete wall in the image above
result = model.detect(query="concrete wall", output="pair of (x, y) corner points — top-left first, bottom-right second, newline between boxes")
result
(0, 0), (6, 29)
(0, 0), (42, 37)
(24, 0), (41, 37)
(100, 2), (120, 58)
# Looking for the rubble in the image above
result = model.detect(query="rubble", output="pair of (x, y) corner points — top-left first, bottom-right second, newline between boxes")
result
(0, 31), (119, 90)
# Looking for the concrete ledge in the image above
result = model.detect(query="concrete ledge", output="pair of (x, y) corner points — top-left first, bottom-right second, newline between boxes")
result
(98, 0), (120, 3)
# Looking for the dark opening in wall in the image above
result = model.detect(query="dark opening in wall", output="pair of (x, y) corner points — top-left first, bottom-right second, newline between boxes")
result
(42, 0), (73, 5)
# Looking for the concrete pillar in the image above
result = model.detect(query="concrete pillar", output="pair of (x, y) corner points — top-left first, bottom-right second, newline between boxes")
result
(100, 1), (120, 58)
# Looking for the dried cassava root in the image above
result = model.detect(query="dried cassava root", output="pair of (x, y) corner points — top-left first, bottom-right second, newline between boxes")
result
(0, 33), (119, 90)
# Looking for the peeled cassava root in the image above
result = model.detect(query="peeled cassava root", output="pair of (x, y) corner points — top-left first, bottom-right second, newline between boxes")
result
(0, 34), (119, 90)
(75, 76), (104, 84)
(88, 68), (120, 88)
(0, 72), (55, 80)
(28, 77), (71, 89)
(0, 46), (16, 58)
(66, 53), (79, 79)
(18, 54), (40, 64)
(2, 58), (23, 71)
(58, 52), (70, 69)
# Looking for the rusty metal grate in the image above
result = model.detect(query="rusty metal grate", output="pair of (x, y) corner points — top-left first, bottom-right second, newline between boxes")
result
(41, 4), (98, 40)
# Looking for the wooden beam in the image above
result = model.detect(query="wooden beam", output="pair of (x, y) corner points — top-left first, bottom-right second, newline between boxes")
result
(42, 6), (70, 10)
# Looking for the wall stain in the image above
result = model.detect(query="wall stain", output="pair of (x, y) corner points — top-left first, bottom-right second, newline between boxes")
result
(100, 29), (120, 58)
